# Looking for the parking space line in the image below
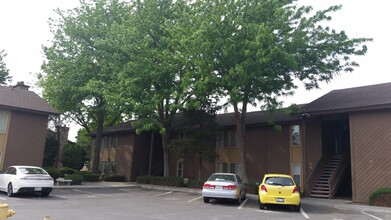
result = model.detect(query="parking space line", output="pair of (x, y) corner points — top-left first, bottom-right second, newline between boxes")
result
(51, 195), (67, 199)
(238, 199), (248, 209)
(301, 208), (309, 219)
(0, 197), (6, 201)
(73, 189), (105, 197)
(154, 191), (173, 197)
(188, 196), (202, 203)
(361, 211), (383, 220)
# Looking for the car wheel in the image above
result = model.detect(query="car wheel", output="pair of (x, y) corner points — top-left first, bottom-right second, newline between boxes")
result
(7, 183), (14, 197)
(294, 204), (301, 212)
(242, 193), (247, 200)
(236, 192), (242, 205)
(203, 197), (210, 203)
(41, 191), (50, 197)
(258, 196), (266, 210)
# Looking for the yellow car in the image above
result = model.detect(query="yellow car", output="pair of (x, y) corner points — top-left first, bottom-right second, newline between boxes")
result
(258, 174), (300, 211)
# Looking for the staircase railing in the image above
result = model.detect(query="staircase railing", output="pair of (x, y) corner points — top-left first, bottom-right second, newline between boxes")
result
(328, 154), (348, 198)
(306, 154), (330, 196)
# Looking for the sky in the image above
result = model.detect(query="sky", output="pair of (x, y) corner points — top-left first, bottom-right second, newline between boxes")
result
(0, 0), (390, 141)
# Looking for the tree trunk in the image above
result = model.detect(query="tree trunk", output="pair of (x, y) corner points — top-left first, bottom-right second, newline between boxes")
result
(92, 115), (104, 174)
(162, 130), (171, 177)
(148, 131), (155, 175)
(233, 104), (248, 183)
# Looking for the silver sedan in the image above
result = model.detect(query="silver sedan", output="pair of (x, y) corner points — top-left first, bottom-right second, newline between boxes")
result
(202, 173), (246, 204)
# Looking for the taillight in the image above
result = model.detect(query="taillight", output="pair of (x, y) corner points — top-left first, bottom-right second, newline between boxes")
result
(203, 183), (215, 189)
(293, 186), (299, 193)
(222, 185), (237, 190)
(261, 184), (268, 192)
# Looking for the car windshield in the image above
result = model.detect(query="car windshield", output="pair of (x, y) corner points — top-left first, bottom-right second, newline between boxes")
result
(19, 167), (47, 175)
(208, 174), (235, 182)
(265, 177), (294, 186)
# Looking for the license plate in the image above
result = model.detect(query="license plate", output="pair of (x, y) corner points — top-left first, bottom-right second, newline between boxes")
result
(216, 186), (222, 190)
(34, 187), (42, 191)
(276, 198), (284, 202)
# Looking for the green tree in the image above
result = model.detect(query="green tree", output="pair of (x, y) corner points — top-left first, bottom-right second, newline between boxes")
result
(39, 0), (130, 173)
(0, 50), (11, 85)
(43, 129), (60, 167)
(115, 0), (202, 176)
(186, 0), (371, 182)
(168, 104), (220, 179)
(62, 142), (85, 170)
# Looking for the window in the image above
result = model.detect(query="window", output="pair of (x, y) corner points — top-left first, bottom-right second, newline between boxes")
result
(292, 164), (301, 187)
(230, 163), (242, 176)
(292, 125), (300, 146)
(216, 130), (239, 148)
(177, 160), (184, 177)
(216, 163), (228, 173)
(0, 111), (9, 133)
(100, 160), (116, 175)
(101, 135), (118, 149)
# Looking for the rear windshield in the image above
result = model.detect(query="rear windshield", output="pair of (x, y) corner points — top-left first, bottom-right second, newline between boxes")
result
(208, 174), (236, 182)
(19, 167), (47, 175)
(265, 177), (294, 186)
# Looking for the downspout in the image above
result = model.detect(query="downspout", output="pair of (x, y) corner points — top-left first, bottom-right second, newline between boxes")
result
(301, 113), (309, 196)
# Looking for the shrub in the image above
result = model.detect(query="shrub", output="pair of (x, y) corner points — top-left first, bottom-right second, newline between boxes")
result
(104, 175), (126, 182)
(82, 173), (100, 182)
(369, 188), (391, 206)
(64, 174), (84, 185)
(44, 167), (60, 180)
(62, 142), (85, 170)
(59, 167), (77, 177)
(187, 179), (206, 189)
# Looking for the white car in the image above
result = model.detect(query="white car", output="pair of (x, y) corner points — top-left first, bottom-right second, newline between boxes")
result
(0, 166), (54, 197)
(202, 173), (246, 204)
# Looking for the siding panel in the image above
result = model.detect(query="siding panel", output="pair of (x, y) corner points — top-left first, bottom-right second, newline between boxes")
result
(350, 110), (391, 202)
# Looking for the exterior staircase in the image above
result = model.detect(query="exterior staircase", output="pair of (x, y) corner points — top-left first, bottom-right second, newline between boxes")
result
(310, 155), (347, 199)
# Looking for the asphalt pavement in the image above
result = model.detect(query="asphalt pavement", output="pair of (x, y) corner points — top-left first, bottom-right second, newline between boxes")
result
(54, 181), (391, 215)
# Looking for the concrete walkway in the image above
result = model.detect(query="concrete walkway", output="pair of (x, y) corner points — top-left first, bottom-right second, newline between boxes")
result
(54, 181), (391, 214)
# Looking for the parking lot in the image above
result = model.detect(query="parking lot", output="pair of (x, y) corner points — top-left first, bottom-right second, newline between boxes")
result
(0, 186), (390, 220)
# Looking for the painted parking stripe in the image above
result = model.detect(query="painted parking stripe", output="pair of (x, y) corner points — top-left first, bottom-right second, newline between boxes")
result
(154, 191), (173, 197)
(188, 196), (202, 203)
(301, 208), (309, 219)
(361, 211), (383, 220)
(51, 195), (67, 199)
(238, 199), (248, 209)
(73, 189), (105, 197)
(0, 197), (6, 201)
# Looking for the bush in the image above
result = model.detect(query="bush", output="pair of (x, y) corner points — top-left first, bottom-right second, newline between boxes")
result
(64, 174), (84, 185)
(44, 167), (60, 180)
(83, 173), (100, 182)
(62, 142), (85, 170)
(136, 176), (184, 187)
(187, 179), (206, 189)
(103, 175), (126, 182)
(59, 167), (77, 177)
(369, 188), (391, 206)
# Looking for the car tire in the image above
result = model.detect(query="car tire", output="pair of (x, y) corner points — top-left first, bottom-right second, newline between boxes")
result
(203, 197), (210, 203)
(7, 183), (14, 197)
(258, 196), (266, 210)
(41, 191), (50, 197)
(294, 204), (301, 212)
(236, 193), (242, 205)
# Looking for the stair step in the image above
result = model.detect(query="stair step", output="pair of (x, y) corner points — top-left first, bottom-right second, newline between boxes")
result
(310, 194), (330, 198)
(311, 190), (330, 194)
(313, 186), (329, 190)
